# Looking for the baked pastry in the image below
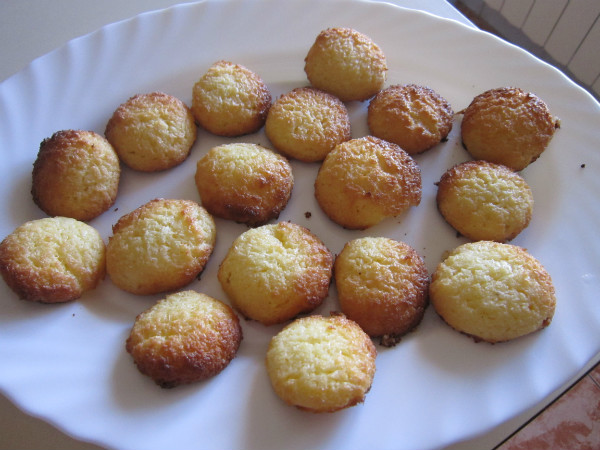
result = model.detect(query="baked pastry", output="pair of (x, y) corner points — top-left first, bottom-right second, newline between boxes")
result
(217, 222), (333, 325)
(430, 241), (556, 343)
(0, 217), (105, 303)
(265, 87), (351, 162)
(436, 160), (534, 242)
(191, 60), (271, 136)
(334, 237), (428, 346)
(31, 130), (121, 221)
(105, 92), (197, 172)
(460, 87), (560, 171)
(106, 198), (215, 295)
(265, 313), (376, 413)
(314, 136), (421, 229)
(304, 27), (387, 102)
(126, 290), (242, 388)
(195, 143), (293, 226)
(368, 84), (454, 154)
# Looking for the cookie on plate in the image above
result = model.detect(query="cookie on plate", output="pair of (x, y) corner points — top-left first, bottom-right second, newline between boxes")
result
(105, 92), (197, 172)
(314, 136), (421, 229)
(265, 87), (351, 162)
(430, 241), (556, 343)
(192, 60), (271, 136)
(31, 130), (121, 221)
(334, 237), (429, 346)
(217, 222), (333, 325)
(304, 27), (387, 102)
(436, 160), (534, 242)
(0, 217), (105, 303)
(126, 290), (242, 388)
(368, 84), (454, 154)
(460, 87), (560, 171)
(106, 199), (215, 295)
(266, 313), (376, 413)
(195, 143), (293, 226)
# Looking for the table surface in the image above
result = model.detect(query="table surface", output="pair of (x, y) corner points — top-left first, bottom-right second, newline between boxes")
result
(0, 1), (598, 449)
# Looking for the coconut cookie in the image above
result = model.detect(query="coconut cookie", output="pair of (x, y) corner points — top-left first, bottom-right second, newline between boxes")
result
(126, 290), (242, 388)
(217, 222), (333, 325)
(195, 143), (293, 226)
(368, 84), (454, 154)
(430, 241), (556, 343)
(0, 217), (105, 303)
(436, 160), (534, 242)
(265, 87), (351, 162)
(32, 130), (121, 221)
(105, 92), (196, 172)
(304, 27), (387, 102)
(334, 237), (429, 346)
(266, 313), (376, 413)
(460, 87), (560, 171)
(106, 199), (215, 295)
(192, 60), (271, 136)
(314, 136), (421, 229)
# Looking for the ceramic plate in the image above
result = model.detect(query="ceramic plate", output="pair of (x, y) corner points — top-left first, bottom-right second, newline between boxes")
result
(1, 1), (599, 449)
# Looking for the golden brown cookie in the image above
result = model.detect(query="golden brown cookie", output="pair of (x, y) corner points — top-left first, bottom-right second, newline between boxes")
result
(334, 237), (428, 346)
(106, 199), (215, 295)
(126, 290), (242, 388)
(195, 143), (293, 226)
(304, 27), (387, 102)
(368, 84), (454, 154)
(314, 136), (422, 229)
(0, 217), (106, 303)
(430, 241), (556, 343)
(217, 222), (333, 325)
(460, 87), (560, 171)
(105, 92), (197, 172)
(265, 313), (376, 413)
(191, 60), (271, 136)
(265, 87), (351, 162)
(31, 130), (121, 221)
(436, 160), (534, 242)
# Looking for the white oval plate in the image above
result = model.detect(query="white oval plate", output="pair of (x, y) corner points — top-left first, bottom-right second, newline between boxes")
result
(1, 1), (599, 449)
